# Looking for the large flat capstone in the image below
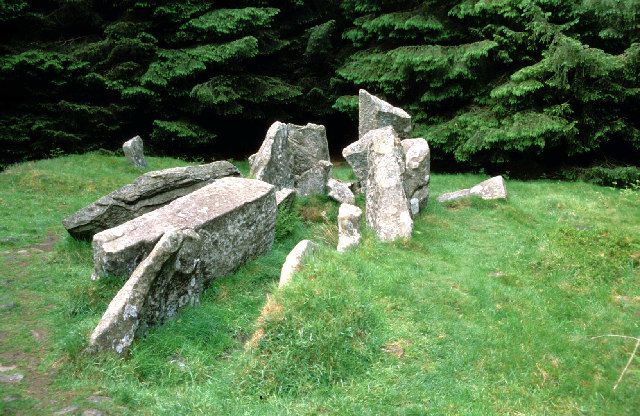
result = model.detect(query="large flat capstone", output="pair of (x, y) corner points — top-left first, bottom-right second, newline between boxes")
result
(63, 161), (240, 240)
(92, 177), (276, 280)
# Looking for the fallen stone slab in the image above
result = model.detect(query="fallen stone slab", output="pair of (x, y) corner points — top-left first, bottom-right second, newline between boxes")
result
(437, 176), (507, 203)
(92, 177), (276, 280)
(276, 188), (295, 210)
(327, 178), (356, 205)
(0, 373), (23, 383)
(123, 135), (147, 168)
(89, 229), (203, 354)
(365, 126), (413, 241)
(63, 161), (240, 240)
(401, 138), (431, 215)
(279, 240), (318, 288)
(337, 203), (362, 252)
(358, 89), (412, 140)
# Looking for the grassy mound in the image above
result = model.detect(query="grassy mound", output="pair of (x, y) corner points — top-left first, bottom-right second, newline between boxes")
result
(0, 154), (638, 415)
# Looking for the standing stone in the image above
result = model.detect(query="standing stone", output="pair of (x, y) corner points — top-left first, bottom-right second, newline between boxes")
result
(327, 178), (356, 205)
(63, 161), (240, 240)
(249, 122), (294, 190)
(358, 89), (412, 140)
(123, 136), (147, 168)
(337, 203), (362, 252)
(92, 177), (276, 280)
(89, 228), (203, 354)
(249, 122), (331, 195)
(401, 138), (431, 215)
(365, 126), (413, 241)
(279, 240), (318, 288)
(437, 176), (508, 203)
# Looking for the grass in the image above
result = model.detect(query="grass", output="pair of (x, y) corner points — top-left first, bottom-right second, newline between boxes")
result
(0, 152), (639, 415)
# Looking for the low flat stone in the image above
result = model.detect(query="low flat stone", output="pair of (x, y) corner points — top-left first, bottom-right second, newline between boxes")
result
(86, 395), (112, 404)
(82, 410), (105, 416)
(279, 240), (318, 288)
(365, 127), (413, 241)
(0, 373), (23, 383)
(54, 405), (79, 415)
(327, 178), (355, 205)
(90, 229), (203, 354)
(63, 161), (240, 240)
(337, 204), (362, 252)
(359, 89), (412, 140)
(92, 177), (276, 280)
(123, 135), (147, 168)
(437, 176), (507, 203)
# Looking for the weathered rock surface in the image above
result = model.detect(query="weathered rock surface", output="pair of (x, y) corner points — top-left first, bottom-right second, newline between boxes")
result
(342, 135), (373, 186)
(123, 135), (147, 168)
(327, 178), (355, 205)
(92, 177), (276, 280)
(365, 127), (413, 241)
(63, 162), (240, 240)
(401, 138), (431, 215)
(358, 89), (412, 140)
(279, 240), (318, 288)
(437, 176), (507, 203)
(249, 122), (331, 195)
(89, 229), (203, 354)
(275, 188), (295, 210)
(337, 203), (362, 252)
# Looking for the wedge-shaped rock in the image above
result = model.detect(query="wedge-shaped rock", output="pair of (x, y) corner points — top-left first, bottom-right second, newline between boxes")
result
(365, 127), (413, 241)
(279, 240), (318, 288)
(328, 178), (355, 205)
(358, 89), (412, 140)
(63, 161), (240, 240)
(249, 122), (331, 195)
(123, 135), (147, 168)
(437, 176), (507, 203)
(89, 228), (203, 354)
(401, 138), (431, 215)
(275, 188), (296, 211)
(337, 203), (362, 252)
(92, 177), (276, 280)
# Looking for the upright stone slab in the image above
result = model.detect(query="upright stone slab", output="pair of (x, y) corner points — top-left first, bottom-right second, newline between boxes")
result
(89, 228), (203, 354)
(249, 122), (294, 190)
(337, 203), (362, 252)
(123, 136), (147, 168)
(288, 123), (330, 174)
(358, 89), (412, 140)
(63, 161), (240, 240)
(295, 160), (332, 196)
(365, 126), (413, 241)
(401, 138), (431, 215)
(92, 177), (276, 280)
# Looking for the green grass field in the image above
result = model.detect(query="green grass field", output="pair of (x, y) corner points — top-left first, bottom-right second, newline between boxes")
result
(1, 153), (638, 415)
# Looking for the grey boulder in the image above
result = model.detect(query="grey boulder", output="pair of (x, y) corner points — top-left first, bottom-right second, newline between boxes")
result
(92, 177), (276, 280)
(327, 178), (355, 205)
(365, 126), (413, 241)
(63, 161), (240, 240)
(123, 136), (147, 168)
(401, 138), (431, 215)
(337, 203), (362, 252)
(437, 176), (508, 203)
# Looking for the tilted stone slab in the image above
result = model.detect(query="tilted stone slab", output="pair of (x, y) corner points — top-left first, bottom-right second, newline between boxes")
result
(92, 177), (276, 280)
(63, 161), (240, 240)
(358, 89), (412, 140)
(279, 240), (318, 288)
(249, 122), (294, 190)
(123, 135), (147, 168)
(401, 138), (431, 215)
(437, 176), (507, 203)
(89, 228), (203, 354)
(365, 126), (413, 241)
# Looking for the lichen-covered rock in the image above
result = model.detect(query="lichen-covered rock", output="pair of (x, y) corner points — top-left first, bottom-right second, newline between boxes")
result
(358, 89), (412, 140)
(327, 178), (355, 205)
(437, 176), (507, 203)
(279, 240), (318, 288)
(275, 188), (295, 210)
(89, 228), (203, 354)
(123, 136), (147, 168)
(249, 122), (331, 196)
(63, 161), (240, 240)
(365, 126), (413, 241)
(337, 203), (362, 252)
(92, 177), (276, 280)
(401, 138), (431, 215)
(249, 122), (294, 190)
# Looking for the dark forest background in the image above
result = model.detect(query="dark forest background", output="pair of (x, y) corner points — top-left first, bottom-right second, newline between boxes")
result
(1, 0), (638, 179)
